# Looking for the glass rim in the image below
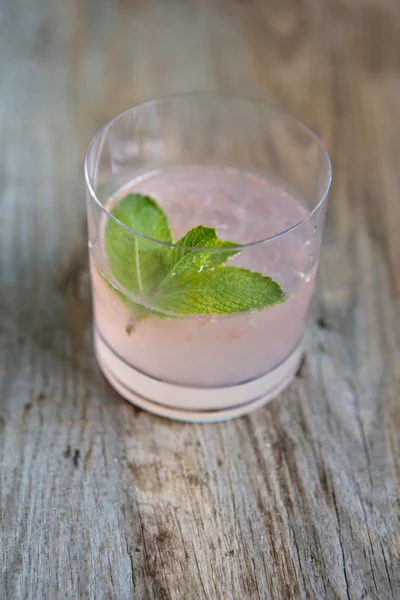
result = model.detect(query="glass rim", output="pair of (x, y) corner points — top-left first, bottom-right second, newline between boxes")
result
(84, 92), (332, 251)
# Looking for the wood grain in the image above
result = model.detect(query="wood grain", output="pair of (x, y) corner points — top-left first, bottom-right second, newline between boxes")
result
(1, 0), (400, 598)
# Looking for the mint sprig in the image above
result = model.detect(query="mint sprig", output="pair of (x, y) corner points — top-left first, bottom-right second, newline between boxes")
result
(105, 195), (172, 296)
(151, 266), (285, 315)
(105, 193), (285, 317)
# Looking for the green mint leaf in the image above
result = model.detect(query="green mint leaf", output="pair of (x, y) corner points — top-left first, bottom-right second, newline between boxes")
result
(108, 194), (173, 243)
(152, 266), (285, 315)
(105, 194), (172, 296)
(161, 225), (239, 282)
(104, 193), (286, 318)
(102, 272), (159, 319)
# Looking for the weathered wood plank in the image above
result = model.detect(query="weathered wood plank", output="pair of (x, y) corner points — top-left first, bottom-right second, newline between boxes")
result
(1, 0), (399, 598)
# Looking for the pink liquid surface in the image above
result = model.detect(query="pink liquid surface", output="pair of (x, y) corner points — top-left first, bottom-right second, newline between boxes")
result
(91, 166), (316, 389)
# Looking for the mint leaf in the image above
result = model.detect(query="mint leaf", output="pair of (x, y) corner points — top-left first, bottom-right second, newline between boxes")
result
(104, 193), (286, 318)
(160, 225), (239, 283)
(108, 194), (173, 244)
(152, 266), (285, 315)
(104, 276), (158, 319)
(106, 194), (172, 295)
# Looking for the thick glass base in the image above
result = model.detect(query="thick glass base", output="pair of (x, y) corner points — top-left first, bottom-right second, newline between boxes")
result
(94, 330), (303, 423)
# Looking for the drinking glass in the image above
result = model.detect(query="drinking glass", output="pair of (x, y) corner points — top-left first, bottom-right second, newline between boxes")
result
(85, 93), (331, 422)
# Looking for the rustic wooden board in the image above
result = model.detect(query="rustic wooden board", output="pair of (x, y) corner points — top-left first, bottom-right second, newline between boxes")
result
(1, 0), (399, 598)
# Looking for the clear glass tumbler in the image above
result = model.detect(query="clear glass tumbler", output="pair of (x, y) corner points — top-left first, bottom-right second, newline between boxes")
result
(85, 93), (331, 422)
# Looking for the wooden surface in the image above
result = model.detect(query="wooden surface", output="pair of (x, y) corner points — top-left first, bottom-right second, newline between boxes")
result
(1, 0), (400, 598)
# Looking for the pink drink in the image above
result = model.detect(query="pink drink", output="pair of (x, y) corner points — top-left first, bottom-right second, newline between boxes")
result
(91, 165), (317, 421)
